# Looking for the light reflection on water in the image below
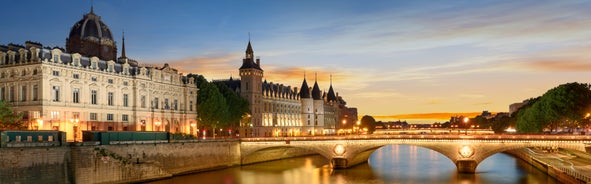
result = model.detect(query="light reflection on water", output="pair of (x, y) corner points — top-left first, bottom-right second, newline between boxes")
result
(148, 145), (556, 184)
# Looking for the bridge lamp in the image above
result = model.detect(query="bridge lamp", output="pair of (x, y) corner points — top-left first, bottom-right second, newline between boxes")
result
(334, 144), (346, 156)
(463, 117), (469, 135)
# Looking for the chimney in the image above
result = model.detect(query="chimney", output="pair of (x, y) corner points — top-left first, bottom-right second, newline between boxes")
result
(256, 56), (260, 66)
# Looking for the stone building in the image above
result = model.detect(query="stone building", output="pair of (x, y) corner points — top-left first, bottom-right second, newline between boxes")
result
(222, 42), (346, 137)
(0, 8), (198, 141)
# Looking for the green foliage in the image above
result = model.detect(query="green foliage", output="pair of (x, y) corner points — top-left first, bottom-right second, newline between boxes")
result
(213, 82), (249, 128)
(0, 100), (25, 130)
(360, 115), (377, 134)
(197, 82), (228, 128)
(516, 82), (591, 133)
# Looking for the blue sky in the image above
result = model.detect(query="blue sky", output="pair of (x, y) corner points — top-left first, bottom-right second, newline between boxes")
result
(3, 0), (591, 121)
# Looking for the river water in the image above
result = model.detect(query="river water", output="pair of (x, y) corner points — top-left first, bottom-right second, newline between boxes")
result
(149, 145), (557, 184)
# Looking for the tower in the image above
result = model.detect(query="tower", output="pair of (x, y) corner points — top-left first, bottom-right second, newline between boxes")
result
(311, 73), (325, 134)
(239, 41), (263, 135)
(300, 73), (315, 135)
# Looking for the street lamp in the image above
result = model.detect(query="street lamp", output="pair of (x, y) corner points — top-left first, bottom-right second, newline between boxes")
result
(463, 117), (469, 135)
(342, 120), (347, 135)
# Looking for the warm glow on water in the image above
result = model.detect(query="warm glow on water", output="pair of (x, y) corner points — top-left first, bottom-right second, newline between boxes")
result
(149, 145), (557, 184)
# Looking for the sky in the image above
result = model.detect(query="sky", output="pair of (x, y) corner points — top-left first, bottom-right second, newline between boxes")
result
(2, 0), (591, 122)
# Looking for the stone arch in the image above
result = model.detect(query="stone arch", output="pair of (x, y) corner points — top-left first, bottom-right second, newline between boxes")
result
(241, 144), (333, 165)
(471, 141), (587, 167)
(343, 142), (459, 170)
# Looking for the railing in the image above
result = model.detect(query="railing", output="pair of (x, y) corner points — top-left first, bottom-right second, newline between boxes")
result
(240, 134), (591, 142)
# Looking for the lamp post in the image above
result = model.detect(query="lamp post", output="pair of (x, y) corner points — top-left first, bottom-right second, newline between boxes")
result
(463, 117), (469, 135)
(342, 120), (347, 135)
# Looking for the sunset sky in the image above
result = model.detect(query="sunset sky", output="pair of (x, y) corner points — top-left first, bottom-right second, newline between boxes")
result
(3, 1), (591, 122)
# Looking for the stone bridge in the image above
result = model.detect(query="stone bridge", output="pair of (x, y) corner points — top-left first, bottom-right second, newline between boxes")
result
(240, 134), (591, 173)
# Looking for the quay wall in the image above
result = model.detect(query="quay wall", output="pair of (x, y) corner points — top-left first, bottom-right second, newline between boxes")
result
(506, 148), (591, 184)
(0, 141), (244, 183)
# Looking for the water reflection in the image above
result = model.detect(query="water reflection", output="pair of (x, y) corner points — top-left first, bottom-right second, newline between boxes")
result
(149, 145), (556, 184)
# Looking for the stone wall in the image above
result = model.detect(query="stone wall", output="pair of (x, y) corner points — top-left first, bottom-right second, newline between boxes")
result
(0, 147), (70, 183)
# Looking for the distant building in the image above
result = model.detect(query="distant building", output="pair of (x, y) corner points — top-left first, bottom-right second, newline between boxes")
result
(509, 100), (529, 116)
(0, 8), (198, 141)
(219, 42), (353, 136)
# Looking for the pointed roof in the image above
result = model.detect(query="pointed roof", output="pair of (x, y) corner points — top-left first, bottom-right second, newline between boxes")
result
(327, 75), (337, 101)
(121, 31), (126, 58)
(312, 73), (321, 100)
(299, 77), (311, 98)
(246, 41), (253, 55)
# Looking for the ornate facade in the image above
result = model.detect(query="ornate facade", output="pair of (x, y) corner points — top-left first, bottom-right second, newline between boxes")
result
(0, 9), (198, 141)
(225, 42), (344, 137)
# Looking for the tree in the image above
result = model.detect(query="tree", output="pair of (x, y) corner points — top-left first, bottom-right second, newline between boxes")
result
(360, 115), (377, 134)
(213, 82), (249, 130)
(516, 83), (591, 133)
(197, 82), (228, 133)
(0, 100), (25, 130)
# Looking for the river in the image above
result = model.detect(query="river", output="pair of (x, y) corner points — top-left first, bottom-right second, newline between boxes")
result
(148, 145), (557, 184)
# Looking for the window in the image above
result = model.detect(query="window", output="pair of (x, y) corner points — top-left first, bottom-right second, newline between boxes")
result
(91, 76), (97, 81)
(246, 82), (249, 91)
(107, 114), (114, 121)
(51, 111), (59, 120)
(73, 58), (79, 66)
(21, 86), (26, 101)
(72, 112), (80, 119)
(123, 81), (128, 86)
(73, 74), (79, 79)
(52, 70), (59, 76)
(190, 101), (193, 111)
(91, 62), (97, 69)
(53, 54), (59, 63)
(164, 99), (169, 109)
(90, 113), (97, 121)
(174, 99), (178, 110)
(33, 69), (37, 75)
(0, 87), (4, 101)
(108, 92), (114, 106)
(154, 97), (159, 109)
(123, 94), (128, 107)
(91, 90), (97, 105)
(141, 96), (146, 108)
(122, 114), (129, 122)
(73, 88), (80, 103)
(108, 79), (113, 84)
(108, 64), (113, 72)
(32, 85), (38, 101)
(52, 86), (60, 102)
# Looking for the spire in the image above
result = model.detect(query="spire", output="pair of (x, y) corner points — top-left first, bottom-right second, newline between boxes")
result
(246, 41), (254, 59)
(121, 31), (126, 58)
(90, 0), (94, 14)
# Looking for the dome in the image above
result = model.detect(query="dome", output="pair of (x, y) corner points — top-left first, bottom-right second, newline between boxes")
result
(66, 8), (117, 61)
(68, 10), (114, 42)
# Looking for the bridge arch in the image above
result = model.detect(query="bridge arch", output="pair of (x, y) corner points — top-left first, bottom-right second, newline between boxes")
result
(240, 136), (591, 174)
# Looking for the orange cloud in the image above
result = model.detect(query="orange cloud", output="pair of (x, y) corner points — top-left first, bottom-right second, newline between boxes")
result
(373, 112), (490, 121)
(525, 60), (591, 72)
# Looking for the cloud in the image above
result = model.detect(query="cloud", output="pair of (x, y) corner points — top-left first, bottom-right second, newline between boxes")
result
(373, 112), (490, 121)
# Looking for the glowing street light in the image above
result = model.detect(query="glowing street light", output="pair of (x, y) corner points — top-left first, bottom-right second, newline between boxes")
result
(463, 117), (469, 135)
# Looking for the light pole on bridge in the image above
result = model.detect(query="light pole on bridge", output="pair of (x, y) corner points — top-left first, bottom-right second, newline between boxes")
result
(463, 117), (469, 135)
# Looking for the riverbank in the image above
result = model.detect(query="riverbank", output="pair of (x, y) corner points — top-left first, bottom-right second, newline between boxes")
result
(507, 148), (591, 183)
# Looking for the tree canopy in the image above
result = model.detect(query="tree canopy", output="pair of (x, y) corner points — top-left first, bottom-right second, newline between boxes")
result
(0, 100), (25, 130)
(516, 82), (591, 133)
(188, 74), (250, 132)
(360, 115), (377, 134)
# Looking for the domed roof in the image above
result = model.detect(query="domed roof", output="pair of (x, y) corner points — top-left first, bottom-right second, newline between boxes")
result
(68, 8), (114, 42)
